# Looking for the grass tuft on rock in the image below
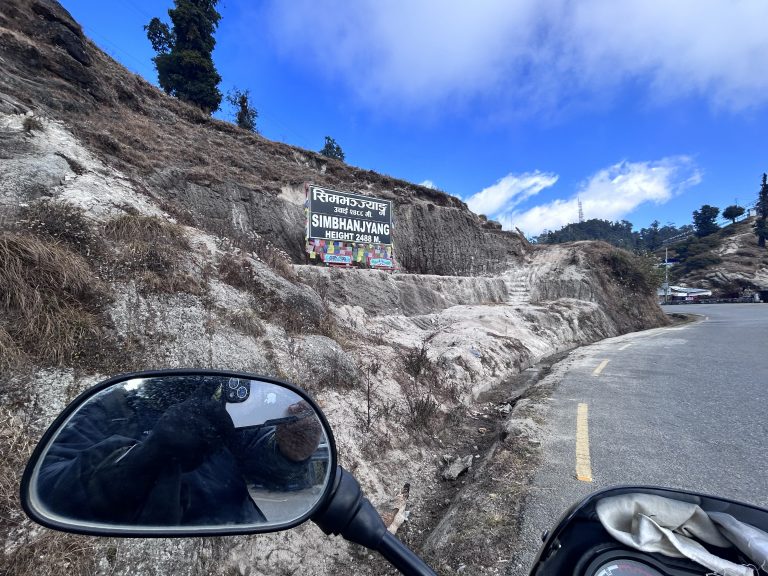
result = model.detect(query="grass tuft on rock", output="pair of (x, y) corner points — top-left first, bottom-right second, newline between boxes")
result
(0, 233), (108, 368)
(103, 214), (202, 294)
(19, 200), (94, 256)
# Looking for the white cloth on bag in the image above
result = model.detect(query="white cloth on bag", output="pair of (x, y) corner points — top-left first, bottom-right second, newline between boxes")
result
(709, 511), (768, 571)
(595, 493), (756, 576)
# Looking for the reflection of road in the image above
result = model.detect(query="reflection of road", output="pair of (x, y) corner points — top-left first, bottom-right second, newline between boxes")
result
(508, 304), (768, 575)
(247, 443), (330, 523)
(248, 486), (324, 523)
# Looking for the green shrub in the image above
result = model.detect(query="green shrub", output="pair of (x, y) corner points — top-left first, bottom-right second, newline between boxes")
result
(680, 253), (722, 273)
(603, 250), (662, 293)
(676, 236), (718, 259)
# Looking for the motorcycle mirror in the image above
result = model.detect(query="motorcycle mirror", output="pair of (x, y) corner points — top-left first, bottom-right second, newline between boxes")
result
(20, 370), (337, 536)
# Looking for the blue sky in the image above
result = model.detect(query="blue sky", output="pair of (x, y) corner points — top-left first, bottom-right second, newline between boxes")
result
(62, 0), (768, 236)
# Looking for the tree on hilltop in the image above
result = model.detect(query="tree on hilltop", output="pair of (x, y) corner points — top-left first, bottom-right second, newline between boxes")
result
(145, 0), (222, 113)
(226, 88), (258, 132)
(756, 173), (768, 248)
(722, 204), (745, 224)
(320, 136), (345, 161)
(692, 204), (720, 237)
(640, 220), (661, 250)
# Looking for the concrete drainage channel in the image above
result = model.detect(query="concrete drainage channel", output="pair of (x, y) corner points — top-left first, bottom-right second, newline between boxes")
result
(391, 350), (575, 576)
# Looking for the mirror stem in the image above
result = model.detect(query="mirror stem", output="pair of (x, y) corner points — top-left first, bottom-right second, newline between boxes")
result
(312, 467), (437, 576)
(378, 531), (437, 576)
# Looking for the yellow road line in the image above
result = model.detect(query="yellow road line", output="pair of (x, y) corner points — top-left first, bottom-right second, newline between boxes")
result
(576, 403), (592, 482)
(618, 343), (632, 351)
(592, 359), (610, 376)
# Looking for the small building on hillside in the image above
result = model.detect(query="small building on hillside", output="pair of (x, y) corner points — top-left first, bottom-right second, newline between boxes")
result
(657, 285), (713, 303)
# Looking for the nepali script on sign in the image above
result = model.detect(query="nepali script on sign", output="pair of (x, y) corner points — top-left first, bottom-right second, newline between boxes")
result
(307, 185), (392, 245)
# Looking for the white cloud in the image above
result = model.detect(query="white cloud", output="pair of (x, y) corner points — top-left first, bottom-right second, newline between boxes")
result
(466, 171), (558, 217)
(265, 0), (768, 113)
(420, 180), (437, 189)
(496, 157), (701, 236)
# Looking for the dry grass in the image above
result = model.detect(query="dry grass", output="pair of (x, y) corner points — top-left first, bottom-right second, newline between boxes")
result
(225, 308), (265, 339)
(0, 325), (23, 371)
(399, 341), (442, 432)
(0, 233), (108, 369)
(601, 249), (662, 293)
(0, 410), (97, 576)
(218, 252), (254, 291)
(102, 214), (203, 294)
(19, 200), (94, 256)
(250, 236), (297, 281)
(21, 115), (43, 133)
(210, 221), (298, 283)
(217, 251), (332, 336)
(104, 213), (188, 249)
(579, 242), (668, 332)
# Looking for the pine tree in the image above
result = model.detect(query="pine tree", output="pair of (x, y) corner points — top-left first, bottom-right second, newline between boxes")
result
(145, 0), (222, 113)
(320, 136), (345, 161)
(226, 88), (258, 132)
(692, 205), (720, 237)
(756, 173), (768, 248)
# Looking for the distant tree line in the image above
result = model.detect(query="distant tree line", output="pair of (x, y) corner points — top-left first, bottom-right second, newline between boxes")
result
(535, 175), (767, 252)
(534, 219), (694, 252)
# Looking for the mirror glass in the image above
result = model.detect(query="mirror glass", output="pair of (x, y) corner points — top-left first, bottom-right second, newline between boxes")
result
(25, 374), (333, 532)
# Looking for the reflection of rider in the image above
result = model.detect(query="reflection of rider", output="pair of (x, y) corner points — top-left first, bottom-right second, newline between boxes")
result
(38, 386), (322, 525)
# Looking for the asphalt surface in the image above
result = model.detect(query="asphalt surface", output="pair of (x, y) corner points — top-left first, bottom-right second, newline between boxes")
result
(508, 304), (768, 575)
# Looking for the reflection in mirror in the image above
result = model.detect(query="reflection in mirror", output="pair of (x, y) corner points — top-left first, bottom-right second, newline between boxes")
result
(27, 375), (332, 531)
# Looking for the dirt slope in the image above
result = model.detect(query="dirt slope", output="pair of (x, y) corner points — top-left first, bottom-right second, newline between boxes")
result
(0, 2), (668, 576)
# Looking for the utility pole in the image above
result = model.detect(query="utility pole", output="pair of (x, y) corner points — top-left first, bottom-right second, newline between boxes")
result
(664, 246), (669, 304)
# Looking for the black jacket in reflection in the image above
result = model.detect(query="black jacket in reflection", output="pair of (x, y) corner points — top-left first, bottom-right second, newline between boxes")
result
(38, 388), (315, 526)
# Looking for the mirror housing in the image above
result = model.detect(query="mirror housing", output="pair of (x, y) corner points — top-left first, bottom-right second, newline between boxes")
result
(20, 369), (337, 536)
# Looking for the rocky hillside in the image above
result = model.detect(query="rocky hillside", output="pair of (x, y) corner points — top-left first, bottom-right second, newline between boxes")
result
(0, 2), (668, 576)
(0, 0), (525, 277)
(666, 218), (768, 297)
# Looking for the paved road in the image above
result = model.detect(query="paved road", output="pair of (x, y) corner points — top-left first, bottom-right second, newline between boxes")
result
(508, 304), (768, 575)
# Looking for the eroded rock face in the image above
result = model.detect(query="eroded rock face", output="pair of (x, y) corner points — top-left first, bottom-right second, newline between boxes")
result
(149, 176), (525, 275)
(30, 0), (84, 37)
(393, 202), (524, 275)
(150, 174), (309, 263)
(0, 0), (106, 113)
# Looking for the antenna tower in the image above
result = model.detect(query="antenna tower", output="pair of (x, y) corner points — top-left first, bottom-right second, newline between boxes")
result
(578, 198), (584, 223)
